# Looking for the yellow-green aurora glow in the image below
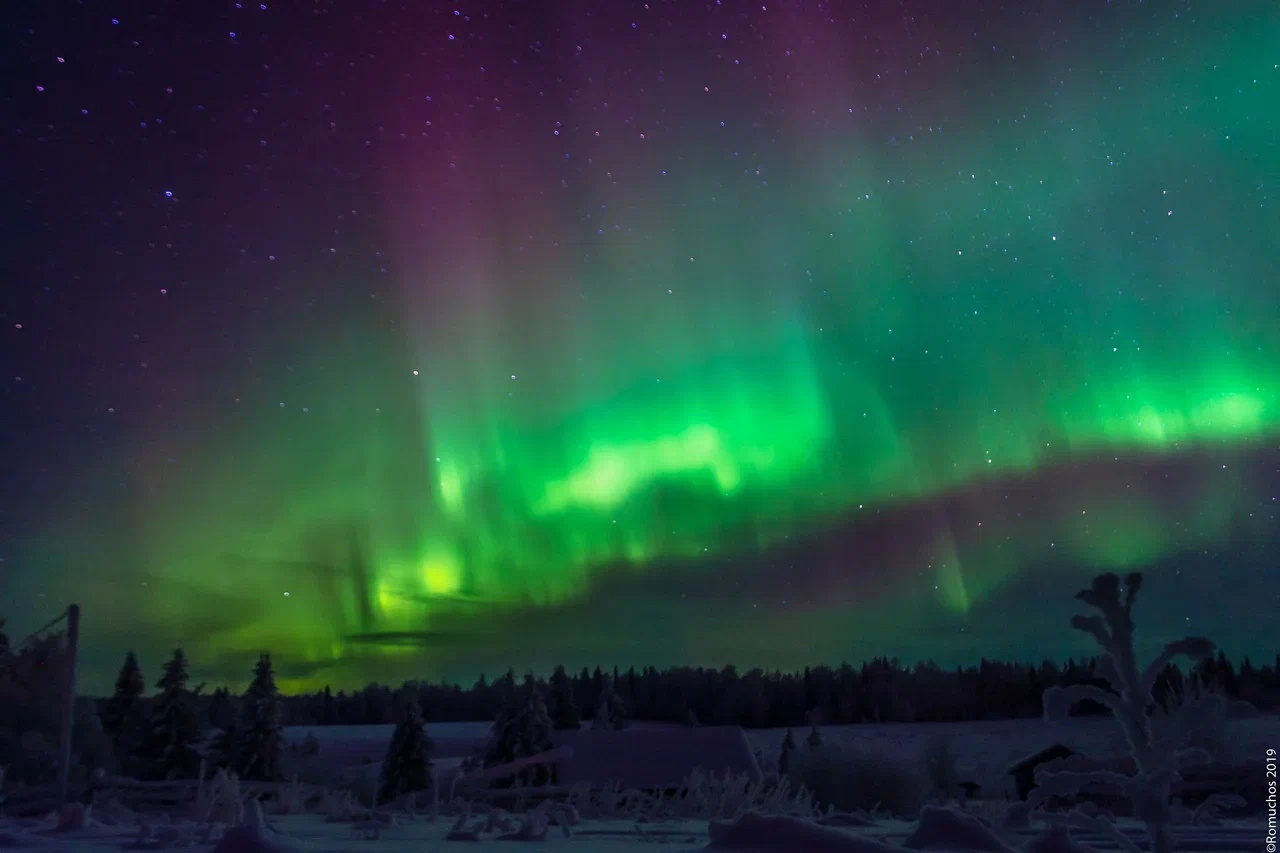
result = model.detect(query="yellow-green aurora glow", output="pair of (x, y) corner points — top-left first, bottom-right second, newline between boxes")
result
(4, 2), (1278, 691)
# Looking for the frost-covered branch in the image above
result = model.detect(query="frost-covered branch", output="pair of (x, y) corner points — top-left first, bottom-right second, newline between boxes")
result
(1041, 684), (1123, 721)
(1140, 638), (1214, 696)
(1070, 614), (1112, 651)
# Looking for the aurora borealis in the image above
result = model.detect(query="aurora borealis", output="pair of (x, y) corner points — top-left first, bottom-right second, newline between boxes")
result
(2, 1), (1278, 693)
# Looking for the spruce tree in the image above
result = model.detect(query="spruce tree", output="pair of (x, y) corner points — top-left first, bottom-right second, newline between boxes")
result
(101, 650), (146, 772)
(320, 686), (337, 725)
(592, 673), (627, 730)
(379, 697), (433, 803)
(140, 649), (202, 780)
(207, 687), (236, 730)
(547, 665), (580, 730)
(485, 679), (521, 768)
(235, 653), (284, 781)
(485, 674), (554, 786)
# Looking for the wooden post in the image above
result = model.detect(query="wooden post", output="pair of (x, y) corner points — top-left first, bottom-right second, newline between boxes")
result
(57, 604), (80, 804)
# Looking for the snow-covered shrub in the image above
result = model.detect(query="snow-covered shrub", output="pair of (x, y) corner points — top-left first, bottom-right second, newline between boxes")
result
(335, 769), (380, 808)
(920, 734), (959, 802)
(786, 742), (924, 817)
(1150, 680), (1233, 764)
(1037, 572), (1217, 853)
(194, 767), (244, 825)
(279, 741), (333, 788)
(805, 709), (824, 750)
(563, 769), (814, 822)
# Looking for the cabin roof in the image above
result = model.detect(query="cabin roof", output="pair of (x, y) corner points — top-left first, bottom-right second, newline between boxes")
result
(1006, 742), (1076, 774)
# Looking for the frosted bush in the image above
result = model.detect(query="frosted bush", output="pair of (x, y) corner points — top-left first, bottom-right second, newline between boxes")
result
(786, 742), (925, 817)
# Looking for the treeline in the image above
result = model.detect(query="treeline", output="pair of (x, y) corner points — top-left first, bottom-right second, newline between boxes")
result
(5, 609), (1279, 789)
(201, 651), (1278, 730)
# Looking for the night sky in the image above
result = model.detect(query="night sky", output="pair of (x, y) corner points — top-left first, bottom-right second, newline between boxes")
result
(2, 1), (1278, 694)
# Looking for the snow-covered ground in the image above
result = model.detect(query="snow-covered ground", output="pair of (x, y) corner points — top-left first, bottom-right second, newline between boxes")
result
(1, 715), (1272, 851)
(747, 712), (1280, 797)
(0, 812), (712, 852)
(0, 805), (1268, 851)
(284, 712), (1280, 799)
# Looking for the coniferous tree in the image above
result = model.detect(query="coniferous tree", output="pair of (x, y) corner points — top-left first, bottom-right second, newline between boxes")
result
(208, 723), (238, 771)
(379, 697), (433, 803)
(320, 686), (338, 725)
(778, 728), (796, 774)
(592, 673), (627, 730)
(101, 650), (146, 772)
(485, 674), (555, 785)
(548, 665), (580, 730)
(72, 651), (1280, 739)
(235, 653), (284, 781)
(485, 678), (522, 770)
(207, 687), (236, 730)
(805, 710), (823, 750)
(140, 649), (202, 780)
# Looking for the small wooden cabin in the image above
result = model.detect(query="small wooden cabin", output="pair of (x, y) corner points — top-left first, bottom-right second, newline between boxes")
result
(1007, 743), (1076, 801)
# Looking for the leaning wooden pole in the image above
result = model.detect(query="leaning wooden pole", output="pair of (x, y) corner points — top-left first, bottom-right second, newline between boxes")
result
(56, 603), (80, 804)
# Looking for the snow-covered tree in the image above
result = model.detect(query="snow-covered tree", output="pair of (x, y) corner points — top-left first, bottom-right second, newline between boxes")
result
(1036, 572), (1217, 853)
(592, 673), (627, 731)
(203, 687), (237, 770)
(486, 674), (555, 785)
(379, 696), (433, 803)
(208, 722), (238, 772)
(805, 709), (823, 750)
(778, 729), (796, 774)
(139, 649), (202, 780)
(547, 665), (580, 730)
(235, 653), (284, 781)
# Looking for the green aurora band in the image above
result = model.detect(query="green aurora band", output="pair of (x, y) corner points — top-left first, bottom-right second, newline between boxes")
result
(11, 3), (1279, 691)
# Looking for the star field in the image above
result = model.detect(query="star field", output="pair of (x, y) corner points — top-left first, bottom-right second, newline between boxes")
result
(1, 0), (1278, 691)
